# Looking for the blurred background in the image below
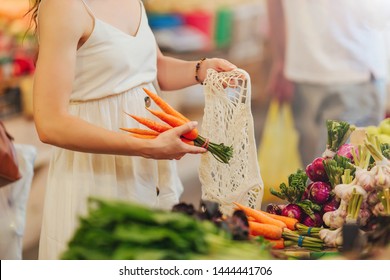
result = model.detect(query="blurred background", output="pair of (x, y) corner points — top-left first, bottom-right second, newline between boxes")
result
(0, 0), (389, 259)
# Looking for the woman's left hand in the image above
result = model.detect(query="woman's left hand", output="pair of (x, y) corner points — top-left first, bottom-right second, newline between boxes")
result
(196, 58), (237, 84)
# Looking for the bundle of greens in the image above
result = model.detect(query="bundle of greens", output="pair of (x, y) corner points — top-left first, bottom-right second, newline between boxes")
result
(270, 169), (321, 222)
(324, 120), (355, 157)
(61, 197), (272, 260)
(270, 169), (308, 204)
(323, 155), (356, 189)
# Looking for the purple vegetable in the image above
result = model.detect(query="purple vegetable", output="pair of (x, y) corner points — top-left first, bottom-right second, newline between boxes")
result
(281, 204), (304, 221)
(305, 157), (329, 182)
(302, 212), (323, 227)
(322, 197), (340, 213)
(309, 182), (332, 205)
(336, 143), (357, 163)
(301, 184), (312, 200)
(265, 203), (284, 215)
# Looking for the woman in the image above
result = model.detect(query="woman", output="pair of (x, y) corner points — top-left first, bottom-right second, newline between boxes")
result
(31, 0), (237, 259)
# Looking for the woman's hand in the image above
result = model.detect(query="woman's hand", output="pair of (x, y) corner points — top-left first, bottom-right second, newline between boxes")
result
(196, 58), (237, 84)
(145, 121), (207, 160)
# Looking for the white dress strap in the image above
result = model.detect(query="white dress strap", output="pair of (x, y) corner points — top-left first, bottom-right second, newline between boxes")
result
(80, 0), (96, 18)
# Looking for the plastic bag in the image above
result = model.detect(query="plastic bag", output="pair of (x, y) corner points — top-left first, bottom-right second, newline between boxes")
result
(257, 99), (302, 203)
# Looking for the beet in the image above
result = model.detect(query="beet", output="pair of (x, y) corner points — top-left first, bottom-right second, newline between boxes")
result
(322, 197), (340, 213)
(301, 184), (312, 200)
(337, 143), (357, 163)
(305, 157), (329, 182)
(302, 212), (323, 227)
(265, 203), (284, 215)
(281, 204), (304, 222)
(309, 181), (331, 205)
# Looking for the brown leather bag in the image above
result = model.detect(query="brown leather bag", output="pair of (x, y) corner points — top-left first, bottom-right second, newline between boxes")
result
(0, 121), (22, 187)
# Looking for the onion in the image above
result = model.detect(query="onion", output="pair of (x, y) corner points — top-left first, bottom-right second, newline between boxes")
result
(309, 181), (332, 205)
(337, 143), (357, 163)
(302, 212), (323, 227)
(305, 157), (329, 182)
(281, 204), (304, 221)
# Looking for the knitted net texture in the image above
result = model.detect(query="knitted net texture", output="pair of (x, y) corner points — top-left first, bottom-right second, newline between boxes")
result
(199, 69), (264, 216)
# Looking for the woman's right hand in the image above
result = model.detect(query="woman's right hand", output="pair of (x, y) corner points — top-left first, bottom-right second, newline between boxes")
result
(145, 121), (207, 160)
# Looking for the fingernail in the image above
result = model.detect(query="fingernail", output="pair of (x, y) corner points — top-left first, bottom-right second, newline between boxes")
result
(190, 121), (198, 127)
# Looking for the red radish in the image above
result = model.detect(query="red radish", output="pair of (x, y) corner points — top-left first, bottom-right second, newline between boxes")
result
(309, 182), (332, 205)
(322, 197), (340, 213)
(302, 212), (323, 227)
(306, 157), (329, 182)
(281, 204), (304, 222)
(265, 203), (284, 215)
(337, 143), (357, 163)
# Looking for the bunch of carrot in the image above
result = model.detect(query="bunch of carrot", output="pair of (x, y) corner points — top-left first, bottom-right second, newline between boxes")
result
(233, 202), (325, 251)
(121, 88), (233, 164)
(233, 202), (298, 249)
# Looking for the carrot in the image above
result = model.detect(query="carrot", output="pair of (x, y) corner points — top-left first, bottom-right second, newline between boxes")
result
(125, 130), (194, 145)
(265, 238), (285, 249)
(129, 133), (157, 139)
(120, 128), (159, 136)
(143, 88), (190, 122)
(146, 108), (198, 140)
(247, 216), (256, 222)
(125, 113), (172, 133)
(181, 138), (194, 146)
(248, 221), (283, 240)
(233, 202), (287, 229)
(261, 211), (299, 231)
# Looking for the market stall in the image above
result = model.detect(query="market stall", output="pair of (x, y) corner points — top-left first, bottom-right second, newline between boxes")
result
(1, 0), (390, 263)
(59, 87), (390, 260)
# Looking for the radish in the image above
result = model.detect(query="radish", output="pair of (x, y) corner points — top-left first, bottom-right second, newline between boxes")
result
(306, 157), (329, 182)
(265, 203), (284, 215)
(309, 181), (332, 205)
(322, 196), (340, 213)
(337, 143), (357, 163)
(302, 212), (323, 227)
(281, 204), (304, 221)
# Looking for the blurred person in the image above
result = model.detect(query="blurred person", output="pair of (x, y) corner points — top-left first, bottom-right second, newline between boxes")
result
(266, 0), (390, 167)
(30, 0), (237, 259)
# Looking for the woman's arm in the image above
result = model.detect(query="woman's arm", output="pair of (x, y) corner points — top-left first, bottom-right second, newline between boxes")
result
(33, 0), (205, 159)
(156, 47), (237, 91)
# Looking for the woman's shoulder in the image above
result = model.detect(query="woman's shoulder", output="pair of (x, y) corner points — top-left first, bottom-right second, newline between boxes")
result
(38, 0), (88, 23)
(37, 0), (90, 37)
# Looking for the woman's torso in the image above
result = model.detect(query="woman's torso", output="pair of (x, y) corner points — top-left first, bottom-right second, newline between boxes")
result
(71, 0), (157, 101)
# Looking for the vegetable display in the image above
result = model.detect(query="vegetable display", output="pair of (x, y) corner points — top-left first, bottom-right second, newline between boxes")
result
(261, 119), (390, 255)
(62, 198), (272, 260)
(121, 88), (233, 164)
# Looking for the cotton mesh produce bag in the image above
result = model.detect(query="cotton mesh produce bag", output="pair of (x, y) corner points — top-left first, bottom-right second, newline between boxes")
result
(199, 69), (264, 216)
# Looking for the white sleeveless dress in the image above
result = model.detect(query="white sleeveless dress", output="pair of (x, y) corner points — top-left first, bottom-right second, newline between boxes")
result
(38, 1), (183, 260)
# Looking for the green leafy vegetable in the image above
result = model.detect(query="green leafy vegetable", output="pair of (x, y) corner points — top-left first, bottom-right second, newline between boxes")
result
(296, 199), (322, 219)
(61, 197), (272, 260)
(323, 155), (356, 188)
(326, 120), (355, 152)
(270, 169), (308, 203)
